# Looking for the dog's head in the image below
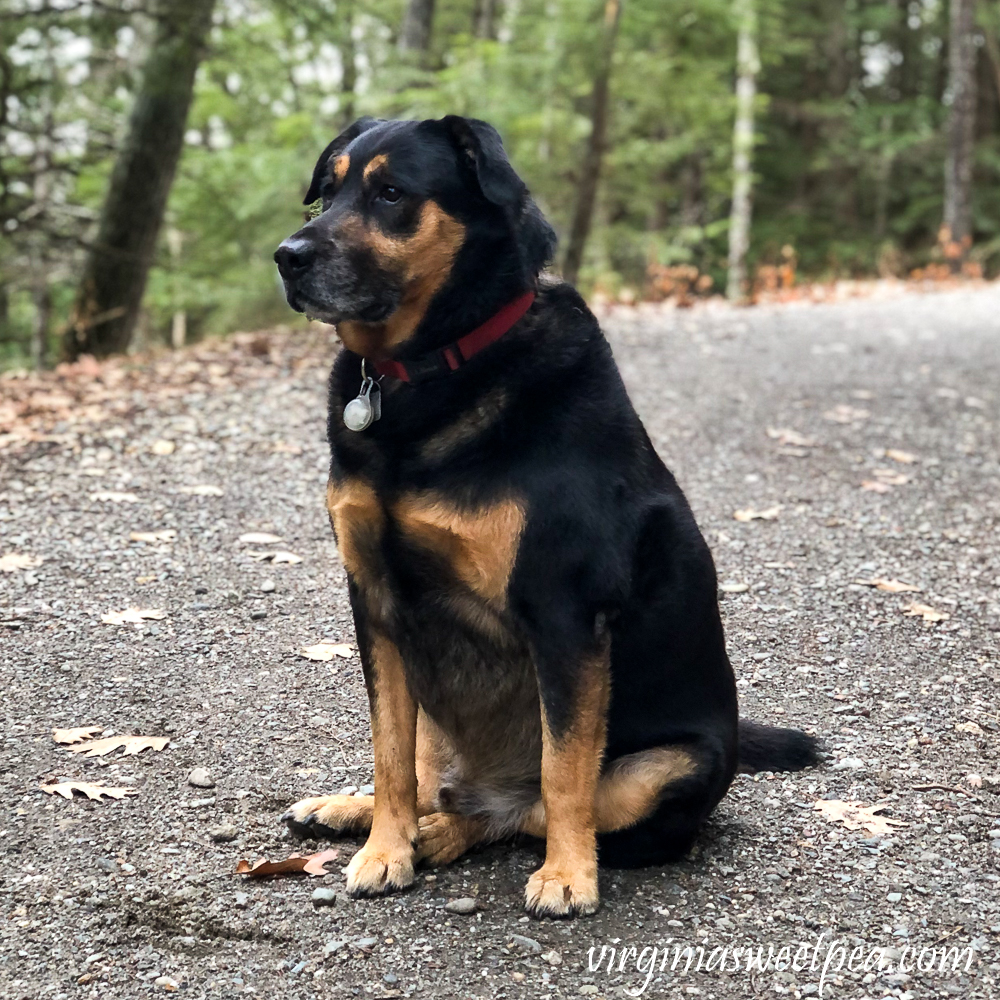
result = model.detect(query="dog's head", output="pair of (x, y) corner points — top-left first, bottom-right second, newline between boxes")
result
(274, 116), (555, 359)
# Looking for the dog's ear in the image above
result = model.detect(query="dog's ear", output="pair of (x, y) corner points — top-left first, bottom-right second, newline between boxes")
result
(439, 115), (527, 210)
(303, 117), (381, 205)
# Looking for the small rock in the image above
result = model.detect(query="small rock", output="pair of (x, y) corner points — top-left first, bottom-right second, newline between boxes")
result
(352, 937), (378, 950)
(153, 977), (179, 992)
(209, 824), (238, 843)
(324, 939), (347, 957)
(887, 892), (902, 903)
(340, 785), (359, 796)
(445, 897), (477, 915)
(289, 960), (307, 976)
(188, 767), (215, 789)
(358, 784), (375, 796)
(260, 579), (276, 593)
(988, 829), (1000, 839)
(234, 891), (250, 909)
(541, 950), (562, 966)
(510, 933), (542, 954)
(580, 988), (599, 996)
(312, 887), (338, 907)
(250, 610), (267, 620)
(383, 973), (398, 984)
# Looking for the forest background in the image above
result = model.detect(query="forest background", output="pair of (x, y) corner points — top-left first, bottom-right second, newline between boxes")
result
(1, 0), (996, 368)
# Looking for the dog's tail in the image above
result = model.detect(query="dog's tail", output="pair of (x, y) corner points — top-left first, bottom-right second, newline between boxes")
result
(737, 719), (822, 774)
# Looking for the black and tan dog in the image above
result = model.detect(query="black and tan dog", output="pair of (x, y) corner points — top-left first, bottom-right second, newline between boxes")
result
(274, 116), (819, 918)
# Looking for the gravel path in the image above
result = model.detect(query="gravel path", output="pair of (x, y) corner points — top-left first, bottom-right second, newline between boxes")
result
(2, 286), (999, 999)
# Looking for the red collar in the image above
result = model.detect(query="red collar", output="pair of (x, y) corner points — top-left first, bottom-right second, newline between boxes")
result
(371, 291), (535, 383)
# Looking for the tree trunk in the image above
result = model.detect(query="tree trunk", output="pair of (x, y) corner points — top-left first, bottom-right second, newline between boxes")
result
(64, 0), (216, 360)
(942, 0), (977, 269)
(32, 278), (51, 371)
(472, 0), (501, 39)
(399, 0), (436, 57)
(561, 0), (624, 287)
(726, 0), (759, 302)
(340, 0), (357, 127)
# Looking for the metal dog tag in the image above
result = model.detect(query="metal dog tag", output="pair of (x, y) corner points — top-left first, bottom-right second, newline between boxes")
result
(343, 363), (381, 432)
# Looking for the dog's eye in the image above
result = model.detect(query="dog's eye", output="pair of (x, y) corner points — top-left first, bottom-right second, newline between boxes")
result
(379, 185), (402, 204)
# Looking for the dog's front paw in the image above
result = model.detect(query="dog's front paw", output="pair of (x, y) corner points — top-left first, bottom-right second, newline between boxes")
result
(282, 794), (373, 839)
(345, 837), (416, 897)
(524, 863), (599, 918)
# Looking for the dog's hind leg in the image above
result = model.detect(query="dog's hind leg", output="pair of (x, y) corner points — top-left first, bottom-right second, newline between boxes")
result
(284, 709), (449, 840)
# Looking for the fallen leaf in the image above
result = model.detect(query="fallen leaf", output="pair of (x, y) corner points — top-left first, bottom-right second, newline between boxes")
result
(179, 484), (224, 496)
(300, 642), (354, 661)
(235, 848), (339, 879)
(135, 575), (156, 584)
(872, 468), (909, 486)
(766, 427), (817, 447)
(813, 799), (906, 836)
(238, 532), (284, 544)
(101, 608), (168, 626)
(860, 480), (892, 493)
(966, 773), (984, 788)
(150, 439), (176, 455)
(272, 441), (303, 454)
(40, 781), (136, 802)
(66, 734), (169, 757)
(955, 721), (984, 736)
(247, 550), (303, 564)
(855, 577), (922, 593)
(52, 726), (104, 745)
(129, 530), (177, 543)
(89, 491), (140, 503)
(823, 405), (870, 424)
(0, 553), (42, 573)
(885, 449), (917, 464)
(733, 505), (782, 522)
(901, 602), (950, 624)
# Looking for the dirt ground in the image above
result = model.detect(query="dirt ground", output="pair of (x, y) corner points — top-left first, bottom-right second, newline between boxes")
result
(2, 285), (999, 1000)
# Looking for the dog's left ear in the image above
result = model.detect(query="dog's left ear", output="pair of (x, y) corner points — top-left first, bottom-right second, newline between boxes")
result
(303, 116), (381, 205)
(438, 115), (527, 211)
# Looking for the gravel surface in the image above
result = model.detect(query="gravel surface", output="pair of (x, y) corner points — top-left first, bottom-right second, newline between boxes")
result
(2, 286), (999, 999)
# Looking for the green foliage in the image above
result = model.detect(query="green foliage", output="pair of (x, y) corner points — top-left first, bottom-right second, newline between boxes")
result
(2, 0), (999, 365)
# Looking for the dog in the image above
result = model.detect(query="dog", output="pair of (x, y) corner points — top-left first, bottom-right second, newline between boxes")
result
(274, 115), (819, 918)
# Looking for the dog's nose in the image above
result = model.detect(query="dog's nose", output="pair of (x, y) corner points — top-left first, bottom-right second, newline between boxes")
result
(274, 238), (315, 279)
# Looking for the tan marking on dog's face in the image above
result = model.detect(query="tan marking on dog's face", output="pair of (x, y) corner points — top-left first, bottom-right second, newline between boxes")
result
(393, 493), (525, 603)
(333, 154), (350, 183)
(363, 153), (389, 181)
(336, 200), (466, 357)
(420, 388), (509, 462)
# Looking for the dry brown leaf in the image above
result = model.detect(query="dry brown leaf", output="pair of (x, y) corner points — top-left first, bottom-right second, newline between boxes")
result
(234, 848), (339, 879)
(766, 427), (817, 447)
(901, 602), (950, 624)
(813, 799), (906, 836)
(955, 721), (984, 736)
(52, 726), (104, 745)
(733, 505), (782, 522)
(129, 529), (177, 543)
(238, 532), (284, 544)
(179, 484), (224, 496)
(67, 735), (169, 757)
(272, 441), (303, 454)
(860, 480), (892, 493)
(885, 448), (917, 464)
(872, 468), (909, 486)
(854, 577), (921, 593)
(101, 608), (168, 626)
(89, 491), (139, 503)
(247, 550), (303, 564)
(300, 642), (354, 661)
(40, 781), (136, 802)
(150, 439), (175, 455)
(0, 552), (42, 573)
(823, 405), (870, 424)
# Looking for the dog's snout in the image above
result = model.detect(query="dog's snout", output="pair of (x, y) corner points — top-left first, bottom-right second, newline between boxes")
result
(274, 238), (315, 279)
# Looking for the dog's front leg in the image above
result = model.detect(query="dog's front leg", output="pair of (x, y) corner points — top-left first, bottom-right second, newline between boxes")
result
(525, 641), (610, 918)
(345, 630), (418, 897)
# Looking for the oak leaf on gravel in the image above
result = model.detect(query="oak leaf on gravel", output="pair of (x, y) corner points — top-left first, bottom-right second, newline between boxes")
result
(67, 735), (169, 757)
(900, 602), (950, 624)
(248, 550), (302, 564)
(733, 505), (782, 522)
(300, 643), (354, 661)
(0, 553), (42, 572)
(855, 577), (921, 593)
(40, 781), (136, 802)
(234, 848), (339, 878)
(813, 799), (905, 835)
(52, 726), (103, 745)
(101, 608), (167, 626)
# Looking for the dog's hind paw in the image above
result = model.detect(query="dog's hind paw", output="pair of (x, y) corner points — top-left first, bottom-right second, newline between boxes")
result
(283, 794), (373, 839)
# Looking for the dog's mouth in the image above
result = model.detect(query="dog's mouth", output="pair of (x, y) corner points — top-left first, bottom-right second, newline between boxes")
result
(291, 289), (397, 327)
